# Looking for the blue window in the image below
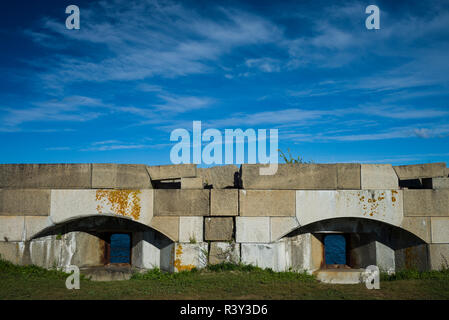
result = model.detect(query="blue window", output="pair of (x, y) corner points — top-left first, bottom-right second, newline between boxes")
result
(324, 234), (347, 265)
(110, 234), (131, 264)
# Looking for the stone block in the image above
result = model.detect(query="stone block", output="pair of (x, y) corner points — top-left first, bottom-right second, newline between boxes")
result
(403, 190), (449, 217)
(92, 164), (152, 189)
(361, 164), (398, 189)
(174, 243), (208, 272)
(150, 216), (179, 241)
(204, 217), (233, 241)
(270, 217), (300, 241)
(393, 163), (446, 180)
(0, 216), (25, 241)
(431, 217), (449, 243)
(235, 217), (270, 243)
(154, 190), (209, 216)
(146, 164), (196, 180)
(209, 242), (240, 265)
(25, 216), (54, 240)
(198, 165), (239, 189)
(239, 190), (295, 217)
(0, 164), (91, 188)
(179, 216), (203, 242)
(50, 189), (154, 225)
(337, 163), (361, 190)
(422, 177), (449, 189)
(428, 244), (449, 270)
(181, 177), (203, 189)
(210, 189), (238, 216)
(0, 189), (50, 216)
(296, 190), (403, 227)
(240, 242), (288, 271)
(400, 217), (431, 243)
(240, 164), (338, 190)
(0, 242), (24, 265)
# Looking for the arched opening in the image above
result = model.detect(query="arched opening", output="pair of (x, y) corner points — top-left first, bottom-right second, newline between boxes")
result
(29, 215), (175, 279)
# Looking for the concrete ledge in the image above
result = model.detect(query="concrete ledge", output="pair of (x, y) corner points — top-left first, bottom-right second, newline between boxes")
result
(428, 244), (449, 270)
(154, 190), (209, 216)
(150, 216), (179, 241)
(198, 165), (239, 189)
(146, 164), (196, 181)
(315, 269), (365, 284)
(240, 164), (338, 190)
(211, 189), (238, 216)
(236, 217), (270, 243)
(394, 163), (447, 180)
(209, 242), (240, 265)
(361, 164), (398, 189)
(0, 216), (25, 241)
(92, 164), (152, 189)
(0, 189), (51, 216)
(239, 190), (295, 217)
(431, 217), (449, 243)
(403, 190), (449, 217)
(0, 164), (92, 189)
(400, 217), (431, 243)
(204, 217), (233, 241)
(179, 216), (203, 242)
(337, 163), (361, 190)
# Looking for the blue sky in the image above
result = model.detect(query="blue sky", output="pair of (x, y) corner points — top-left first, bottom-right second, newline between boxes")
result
(1, 0), (449, 166)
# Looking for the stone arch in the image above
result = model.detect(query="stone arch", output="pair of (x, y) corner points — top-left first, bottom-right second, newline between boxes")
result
(281, 217), (429, 272)
(26, 215), (175, 272)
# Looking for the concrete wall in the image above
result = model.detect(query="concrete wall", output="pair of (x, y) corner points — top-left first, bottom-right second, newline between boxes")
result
(1, 162), (449, 277)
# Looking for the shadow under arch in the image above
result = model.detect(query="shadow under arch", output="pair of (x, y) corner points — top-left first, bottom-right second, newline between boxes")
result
(283, 217), (429, 271)
(30, 215), (175, 272)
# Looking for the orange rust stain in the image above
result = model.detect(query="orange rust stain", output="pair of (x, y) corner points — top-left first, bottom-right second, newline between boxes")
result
(95, 189), (141, 220)
(174, 244), (196, 272)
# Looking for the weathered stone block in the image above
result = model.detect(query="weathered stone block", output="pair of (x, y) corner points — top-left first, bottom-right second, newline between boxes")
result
(403, 190), (449, 217)
(394, 163), (447, 180)
(50, 189), (154, 225)
(0, 242), (24, 265)
(209, 242), (240, 265)
(296, 190), (403, 227)
(337, 163), (361, 190)
(181, 177), (203, 189)
(146, 164), (196, 180)
(198, 165), (239, 189)
(240, 164), (338, 190)
(92, 164), (152, 189)
(0, 189), (50, 216)
(0, 216), (25, 241)
(150, 216), (179, 241)
(174, 243), (208, 272)
(239, 190), (295, 217)
(240, 242), (288, 271)
(0, 164), (91, 188)
(204, 217), (233, 241)
(236, 217), (270, 243)
(431, 217), (449, 243)
(179, 216), (203, 242)
(210, 189), (238, 216)
(400, 217), (431, 243)
(270, 217), (300, 241)
(361, 164), (398, 189)
(428, 244), (449, 270)
(154, 190), (209, 216)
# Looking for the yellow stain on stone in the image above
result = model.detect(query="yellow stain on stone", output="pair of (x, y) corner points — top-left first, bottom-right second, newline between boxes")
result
(174, 244), (196, 272)
(95, 189), (141, 220)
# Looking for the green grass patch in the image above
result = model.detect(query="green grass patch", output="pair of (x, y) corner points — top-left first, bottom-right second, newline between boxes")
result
(381, 268), (449, 281)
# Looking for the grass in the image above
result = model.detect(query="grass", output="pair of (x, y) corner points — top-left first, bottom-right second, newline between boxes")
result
(1, 259), (449, 300)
